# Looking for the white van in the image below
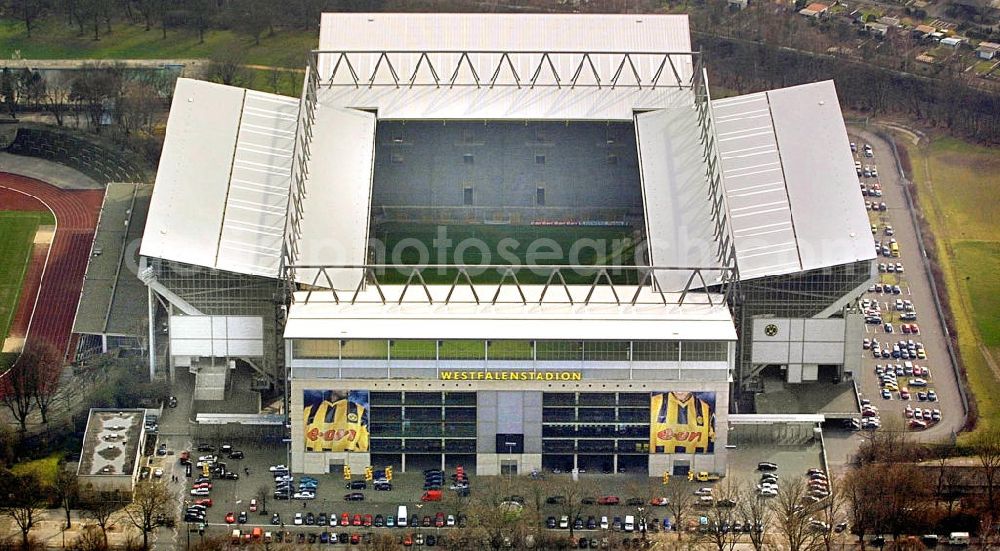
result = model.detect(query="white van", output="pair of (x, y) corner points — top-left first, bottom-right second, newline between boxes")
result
(624, 515), (635, 532)
(948, 532), (970, 546)
(397, 505), (408, 527)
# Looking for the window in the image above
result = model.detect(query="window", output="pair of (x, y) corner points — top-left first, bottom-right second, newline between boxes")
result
(341, 339), (388, 359)
(463, 153), (474, 165)
(495, 434), (524, 454)
(680, 341), (728, 362)
(439, 340), (485, 360)
(536, 187), (545, 206)
(488, 340), (533, 360)
(292, 339), (340, 359)
(607, 154), (619, 165)
(390, 340), (437, 360)
(633, 341), (680, 361)
(391, 153), (404, 164)
(535, 154), (546, 165)
(463, 187), (474, 206)
(536, 340), (583, 361)
(582, 340), (630, 362)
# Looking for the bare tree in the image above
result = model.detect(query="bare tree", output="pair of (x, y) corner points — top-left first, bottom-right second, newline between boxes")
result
(0, 351), (37, 434)
(813, 477), (848, 551)
(462, 477), (527, 551)
(736, 482), (772, 551)
(82, 491), (124, 550)
(0, 470), (47, 550)
(665, 479), (696, 538)
(206, 47), (251, 87)
(21, 340), (63, 425)
(973, 427), (1000, 522)
(697, 484), (741, 551)
(770, 478), (821, 551)
(52, 465), (78, 529)
(256, 484), (269, 515)
(122, 480), (170, 551)
(547, 476), (597, 538)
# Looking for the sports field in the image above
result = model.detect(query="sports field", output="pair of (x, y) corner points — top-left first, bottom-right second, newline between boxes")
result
(370, 223), (640, 284)
(904, 137), (1000, 436)
(0, 211), (54, 351)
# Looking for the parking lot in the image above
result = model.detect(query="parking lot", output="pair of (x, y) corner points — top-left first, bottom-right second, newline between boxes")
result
(848, 129), (965, 440)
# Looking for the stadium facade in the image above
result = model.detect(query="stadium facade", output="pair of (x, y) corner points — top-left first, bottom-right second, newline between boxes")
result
(138, 13), (874, 476)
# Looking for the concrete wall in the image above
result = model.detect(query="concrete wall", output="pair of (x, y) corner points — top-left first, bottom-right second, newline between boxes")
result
(750, 317), (859, 381)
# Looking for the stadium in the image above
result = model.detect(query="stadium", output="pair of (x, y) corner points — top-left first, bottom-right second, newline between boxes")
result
(138, 13), (875, 476)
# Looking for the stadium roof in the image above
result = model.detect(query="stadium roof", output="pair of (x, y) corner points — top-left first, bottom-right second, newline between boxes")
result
(140, 79), (298, 278)
(315, 13), (697, 120)
(285, 285), (736, 341)
(711, 81), (875, 279)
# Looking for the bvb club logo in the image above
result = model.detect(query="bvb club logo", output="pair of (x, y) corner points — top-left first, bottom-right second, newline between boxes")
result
(347, 412), (358, 422)
(765, 324), (779, 337)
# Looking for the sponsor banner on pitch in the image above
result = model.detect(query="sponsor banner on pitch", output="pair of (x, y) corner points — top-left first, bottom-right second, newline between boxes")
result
(304, 390), (370, 452)
(649, 391), (716, 454)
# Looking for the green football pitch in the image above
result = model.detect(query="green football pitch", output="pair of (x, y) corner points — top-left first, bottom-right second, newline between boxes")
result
(0, 211), (54, 352)
(371, 223), (641, 284)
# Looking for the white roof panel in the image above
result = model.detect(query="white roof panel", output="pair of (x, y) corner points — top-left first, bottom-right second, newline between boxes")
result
(286, 285), (736, 341)
(316, 13), (695, 120)
(216, 91), (299, 276)
(142, 79), (298, 278)
(635, 108), (725, 291)
(295, 104), (376, 289)
(141, 79), (243, 268)
(710, 92), (801, 279)
(766, 81), (875, 271)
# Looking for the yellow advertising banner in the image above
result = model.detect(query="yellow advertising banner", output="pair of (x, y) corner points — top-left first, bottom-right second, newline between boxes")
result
(304, 390), (370, 452)
(649, 391), (716, 454)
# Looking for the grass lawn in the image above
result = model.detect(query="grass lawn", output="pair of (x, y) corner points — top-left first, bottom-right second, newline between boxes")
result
(372, 223), (639, 285)
(0, 211), (54, 349)
(11, 452), (63, 486)
(903, 136), (1000, 437)
(0, 18), (314, 68)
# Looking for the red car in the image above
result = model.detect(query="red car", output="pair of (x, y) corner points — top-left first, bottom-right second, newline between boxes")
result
(341, 512), (349, 526)
(435, 512), (445, 527)
(402, 534), (413, 547)
(352, 513), (362, 526)
(597, 496), (620, 505)
(363, 514), (373, 527)
(249, 499), (257, 513)
(225, 512), (236, 524)
(351, 534), (361, 544)
(194, 498), (213, 507)
(192, 482), (212, 490)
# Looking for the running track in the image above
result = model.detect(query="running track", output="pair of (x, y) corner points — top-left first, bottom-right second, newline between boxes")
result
(0, 173), (103, 357)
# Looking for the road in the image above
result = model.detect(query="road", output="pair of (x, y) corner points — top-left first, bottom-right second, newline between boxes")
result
(849, 128), (965, 441)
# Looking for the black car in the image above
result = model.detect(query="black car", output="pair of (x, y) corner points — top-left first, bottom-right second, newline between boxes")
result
(546, 496), (566, 505)
(581, 497), (596, 505)
(229, 450), (245, 459)
(757, 462), (779, 472)
(547, 516), (557, 529)
(167, 396), (178, 407)
(574, 517), (584, 530)
(625, 498), (643, 506)
(424, 469), (443, 476)
(426, 535), (437, 546)
(271, 513), (281, 525)
(221, 472), (239, 480)
(586, 516), (597, 529)
(273, 491), (290, 500)
(305, 512), (315, 525)
(410, 514), (420, 527)
(196, 444), (214, 452)
(346, 481), (367, 490)
(374, 515), (384, 527)
(374, 482), (392, 491)
(238, 512), (248, 524)
(344, 492), (365, 501)
(317, 513), (327, 526)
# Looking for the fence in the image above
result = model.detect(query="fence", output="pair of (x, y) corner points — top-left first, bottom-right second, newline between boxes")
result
(5, 126), (148, 184)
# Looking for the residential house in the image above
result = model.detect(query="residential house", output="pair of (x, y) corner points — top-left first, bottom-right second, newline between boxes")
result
(976, 41), (1000, 60)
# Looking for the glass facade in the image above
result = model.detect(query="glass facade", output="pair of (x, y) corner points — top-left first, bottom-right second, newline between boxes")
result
(731, 260), (873, 409)
(541, 392), (652, 473)
(367, 391), (477, 456)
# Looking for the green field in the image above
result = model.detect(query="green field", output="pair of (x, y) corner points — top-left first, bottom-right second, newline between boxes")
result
(371, 223), (639, 284)
(904, 136), (1000, 436)
(0, 18), (313, 68)
(0, 211), (54, 351)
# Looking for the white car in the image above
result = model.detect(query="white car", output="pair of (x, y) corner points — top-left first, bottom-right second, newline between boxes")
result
(559, 516), (569, 529)
(294, 513), (303, 526)
(190, 488), (210, 496)
(293, 492), (316, 500)
(274, 475), (293, 482)
(198, 455), (217, 463)
(269, 465), (288, 472)
(759, 488), (777, 497)
(601, 516), (610, 530)
(153, 468), (164, 478)
(446, 515), (456, 527)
